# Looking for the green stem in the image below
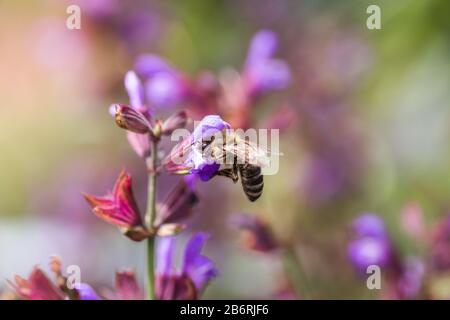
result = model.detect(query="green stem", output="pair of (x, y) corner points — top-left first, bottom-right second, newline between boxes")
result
(145, 139), (158, 300)
(282, 245), (312, 299)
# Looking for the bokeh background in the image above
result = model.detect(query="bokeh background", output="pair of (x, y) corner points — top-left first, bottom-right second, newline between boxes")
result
(1, 0), (450, 299)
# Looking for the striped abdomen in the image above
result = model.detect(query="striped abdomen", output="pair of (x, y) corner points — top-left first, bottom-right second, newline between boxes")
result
(238, 164), (263, 202)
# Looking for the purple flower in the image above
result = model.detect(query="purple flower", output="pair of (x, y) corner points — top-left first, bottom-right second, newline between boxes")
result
(164, 115), (231, 181)
(396, 257), (424, 299)
(156, 232), (218, 300)
(246, 30), (279, 65)
(348, 237), (392, 272)
(134, 54), (186, 108)
(134, 54), (174, 77)
(145, 72), (184, 108)
(347, 213), (393, 273)
(124, 71), (145, 109)
(75, 283), (101, 300)
(353, 213), (387, 238)
(191, 115), (231, 142)
(244, 30), (291, 96)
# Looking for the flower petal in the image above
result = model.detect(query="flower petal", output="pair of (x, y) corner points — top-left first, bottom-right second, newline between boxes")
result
(83, 171), (148, 241)
(75, 283), (101, 300)
(145, 72), (183, 108)
(12, 267), (65, 300)
(134, 54), (175, 78)
(246, 29), (278, 66)
(156, 236), (176, 277)
(127, 132), (151, 158)
(192, 115), (230, 142)
(124, 71), (144, 108)
(348, 237), (391, 273)
(114, 270), (144, 300)
(182, 233), (218, 292)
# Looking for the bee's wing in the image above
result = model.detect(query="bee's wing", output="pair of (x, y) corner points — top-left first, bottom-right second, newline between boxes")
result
(222, 139), (271, 167)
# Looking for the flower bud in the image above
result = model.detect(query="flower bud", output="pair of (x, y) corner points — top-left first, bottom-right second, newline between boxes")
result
(113, 104), (151, 134)
(152, 120), (162, 139)
(161, 110), (188, 136)
(230, 214), (279, 253)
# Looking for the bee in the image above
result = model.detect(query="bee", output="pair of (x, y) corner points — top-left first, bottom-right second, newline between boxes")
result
(165, 129), (270, 202)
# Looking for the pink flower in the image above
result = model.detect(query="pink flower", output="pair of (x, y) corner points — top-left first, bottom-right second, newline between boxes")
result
(10, 267), (65, 300)
(244, 30), (291, 97)
(83, 170), (151, 241)
(10, 256), (100, 300)
(112, 270), (144, 300)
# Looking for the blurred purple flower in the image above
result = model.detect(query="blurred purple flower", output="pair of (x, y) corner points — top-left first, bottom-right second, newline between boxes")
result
(75, 283), (101, 300)
(430, 214), (450, 271)
(348, 237), (392, 273)
(301, 157), (345, 203)
(396, 257), (424, 299)
(77, 0), (160, 53)
(135, 54), (175, 77)
(353, 213), (387, 238)
(125, 71), (145, 109)
(145, 72), (185, 107)
(156, 232), (218, 300)
(246, 30), (278, 65)
(230, 214), (278, 253)
(244, 29), (291, 97)
(348, 213), (393, 273)
(400, 203), (425, 240)
(134, 54), (186, 108)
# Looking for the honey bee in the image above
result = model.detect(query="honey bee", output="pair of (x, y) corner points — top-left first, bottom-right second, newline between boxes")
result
(165, 129), (270, 202)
